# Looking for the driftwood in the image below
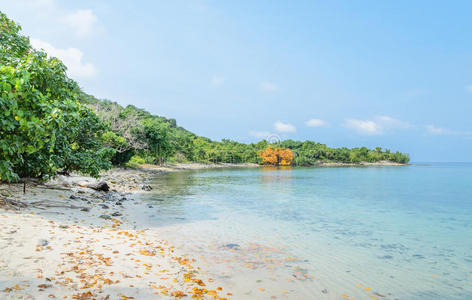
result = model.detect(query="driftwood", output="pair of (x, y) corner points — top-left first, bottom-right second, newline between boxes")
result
(29, 200), (87, 210)
(0, 196), (87, 211)
(0, 197), (28, 210)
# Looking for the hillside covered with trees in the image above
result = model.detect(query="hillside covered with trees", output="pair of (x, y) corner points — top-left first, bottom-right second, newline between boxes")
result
(0, 12), (409, 182)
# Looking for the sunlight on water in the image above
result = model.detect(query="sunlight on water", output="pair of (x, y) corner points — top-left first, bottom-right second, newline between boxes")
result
(139, 164), (472, 299)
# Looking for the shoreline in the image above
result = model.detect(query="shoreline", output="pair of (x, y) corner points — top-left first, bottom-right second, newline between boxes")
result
(0, 164), (238, 300)
(0, 161), (407, 299)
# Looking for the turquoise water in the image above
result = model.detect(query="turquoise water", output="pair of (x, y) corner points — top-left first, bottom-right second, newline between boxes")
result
(141, 164), (472, 299)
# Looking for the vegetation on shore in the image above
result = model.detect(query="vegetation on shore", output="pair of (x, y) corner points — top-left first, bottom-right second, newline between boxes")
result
(0, 12), (409, 182)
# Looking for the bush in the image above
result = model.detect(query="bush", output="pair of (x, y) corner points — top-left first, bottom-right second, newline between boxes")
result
(125, 155), (145, 168)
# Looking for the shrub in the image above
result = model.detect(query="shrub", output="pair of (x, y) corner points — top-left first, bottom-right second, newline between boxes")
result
(125, 155), (145, 168)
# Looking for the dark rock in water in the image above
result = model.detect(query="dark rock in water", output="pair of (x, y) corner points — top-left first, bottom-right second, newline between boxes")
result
(59, 225), (69, 229)
(99, 214), (111, 220)
(224, 243), (240, 250)
(321, 289), (328, 294)
(70, 195), (77, 200)
(78, 190), (85, 194)
(37, 239), (49, 247)
(141, 184), (152, 191)
(80, 207), (90, 212)
(148, 205), (153, 208)
(111, 212), (122, 217)
(116, 202), (123, 206)
(90, 181), (110, 192)
(100, 204), (109, 209)
(121, 197), (127, 201)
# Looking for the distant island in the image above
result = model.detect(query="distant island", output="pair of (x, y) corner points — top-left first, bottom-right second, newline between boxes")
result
(0, 11), (409, 182)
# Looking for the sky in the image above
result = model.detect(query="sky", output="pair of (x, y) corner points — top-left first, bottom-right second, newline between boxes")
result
(1, 0), (472, 162)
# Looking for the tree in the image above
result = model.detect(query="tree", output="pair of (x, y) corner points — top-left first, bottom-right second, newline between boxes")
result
(0, 11), (114, 181)
(259, 146), (294, 166)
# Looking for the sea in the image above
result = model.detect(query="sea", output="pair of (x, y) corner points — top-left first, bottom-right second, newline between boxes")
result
(137, 163), (472, 299)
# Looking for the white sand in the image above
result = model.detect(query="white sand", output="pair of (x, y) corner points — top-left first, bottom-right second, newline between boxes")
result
(0, 168), (234, 300)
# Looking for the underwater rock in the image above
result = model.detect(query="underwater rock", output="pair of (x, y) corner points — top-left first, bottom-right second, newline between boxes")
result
(224, 243), (240, 250)
(37, 239), (49, 247)
(141, 184), (153, 191)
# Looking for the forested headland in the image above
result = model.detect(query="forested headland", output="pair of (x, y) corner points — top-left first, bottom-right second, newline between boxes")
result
(0, 12), (409, 182)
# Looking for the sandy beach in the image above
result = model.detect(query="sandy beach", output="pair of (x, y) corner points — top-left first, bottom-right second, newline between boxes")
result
(0, 164), (257, 300)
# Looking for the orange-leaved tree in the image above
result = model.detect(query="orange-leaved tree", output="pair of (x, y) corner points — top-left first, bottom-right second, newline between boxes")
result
(258, 146), (293, 166)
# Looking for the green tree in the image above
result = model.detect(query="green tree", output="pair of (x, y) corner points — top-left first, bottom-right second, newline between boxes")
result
(0, 11), (114, 181)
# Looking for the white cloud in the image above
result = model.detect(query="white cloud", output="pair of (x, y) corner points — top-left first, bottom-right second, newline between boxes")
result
(11, 1), (101, 37)
(211, 76), (225, 86)
(305, 118), (326, 127)
(63, 9), (98, 37)
(465, 85), (472, 93)
(344, 115), (410, 135)
(426, 125), (471, 136)
(375, 115), (411, 129)
(426, 125), (451, 135)
(31, 38), (97, 79)
(259, 82), (279, 92)
(344, 119), (382, 135)
(274, 121), (296, 133)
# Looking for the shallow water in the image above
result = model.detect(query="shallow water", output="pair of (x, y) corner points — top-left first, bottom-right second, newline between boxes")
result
(140, 163), (472, 299)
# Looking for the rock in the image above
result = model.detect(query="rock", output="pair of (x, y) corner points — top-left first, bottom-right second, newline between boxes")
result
(321, 289), (328, 294)
(100, 204), (109, 209)
(59, 225), (69, 229)
(116, 202), (122, 206)
(148, 205), (153, 208)
(69, 195), (77, 200)
(224, 243), (240, 250)
(37, 239), (49, 247)
(80, 207), (90, 212)
(99, 215), (111, 220)
(111, 212), (122, 217)
(89, 181), (110, 192)
(140, 184), (152, 191)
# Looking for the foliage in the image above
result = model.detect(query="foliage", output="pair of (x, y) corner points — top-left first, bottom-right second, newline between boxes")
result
(259, 146), (294, 166)
(0, 12), (113, 181)
(125, 155), (145, 169)
(87, 93), (409, 166)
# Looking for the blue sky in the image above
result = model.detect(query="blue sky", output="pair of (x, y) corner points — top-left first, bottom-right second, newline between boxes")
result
(1, 0), (472, 161)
